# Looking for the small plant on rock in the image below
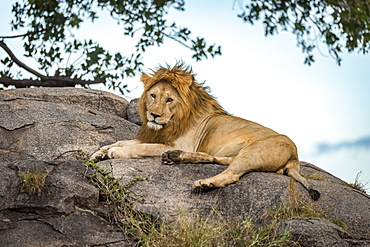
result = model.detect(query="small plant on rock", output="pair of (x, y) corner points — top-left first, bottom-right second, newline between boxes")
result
(346, 171), (369, 193)
(267, 202), (325, 221)
(84, 160), (151, 238)
(18, 167), (49, 196)
(266, 197), (347, 231)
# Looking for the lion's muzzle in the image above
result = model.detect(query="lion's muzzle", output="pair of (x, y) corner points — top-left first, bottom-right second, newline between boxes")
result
(147, 121), (164, 130)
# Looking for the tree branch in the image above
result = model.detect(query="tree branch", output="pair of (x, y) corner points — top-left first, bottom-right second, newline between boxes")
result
(0, 40), (106, 88)
(0, 28), (47, 39)
(0, 77), (105, 88)
(0, 40), (47, 79)
(162, 33), (192, 49)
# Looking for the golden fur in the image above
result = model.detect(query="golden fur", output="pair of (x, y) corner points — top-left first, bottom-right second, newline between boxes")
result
(137, 65), (226, 144)
(91, 63), (320, 200)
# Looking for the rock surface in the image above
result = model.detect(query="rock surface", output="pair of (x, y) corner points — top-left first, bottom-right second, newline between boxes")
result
(98, 159), (370, 243)
(281, 218), (368, 247)
(1, 87), (369, 246)
(0, 159), (134, 247)
(0, 87), (138, 161)
(0, 88), (138, 246)
(127, 98), (142, 125)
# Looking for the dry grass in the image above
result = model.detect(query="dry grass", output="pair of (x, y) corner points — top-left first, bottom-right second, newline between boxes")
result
(267, 202), (325, 221)
(266, 194), (347, 231)
(302, 173), (325, 181)
(345, 171), (368, 193)
(139, 212), (296, 247)
(18, 167), (48, 195)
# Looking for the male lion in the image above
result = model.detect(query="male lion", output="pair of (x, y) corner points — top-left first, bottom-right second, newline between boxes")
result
(91, 64), (320, 200)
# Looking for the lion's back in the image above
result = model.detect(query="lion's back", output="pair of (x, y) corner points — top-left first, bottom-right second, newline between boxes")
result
(197, 114), (280, 156)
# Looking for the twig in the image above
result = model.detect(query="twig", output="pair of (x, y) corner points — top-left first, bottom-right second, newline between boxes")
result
(0, 28), (48, 40)
(162, 33), (192, 49)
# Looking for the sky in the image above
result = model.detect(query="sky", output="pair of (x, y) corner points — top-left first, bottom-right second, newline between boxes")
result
(1, 0), (369, 191)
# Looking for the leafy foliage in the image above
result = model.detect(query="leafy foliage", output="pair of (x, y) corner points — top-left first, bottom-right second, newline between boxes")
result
(2, 0), (221, 94)
(2, 0), (369, 92)
(237, 0), (370, 65)
(84, 160), (152, 236)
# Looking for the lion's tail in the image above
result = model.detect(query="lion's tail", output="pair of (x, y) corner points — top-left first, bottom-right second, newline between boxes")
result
(284, 160), (321, 200)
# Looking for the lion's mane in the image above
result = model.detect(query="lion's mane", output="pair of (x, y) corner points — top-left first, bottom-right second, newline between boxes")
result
(137, 63), (227, 144)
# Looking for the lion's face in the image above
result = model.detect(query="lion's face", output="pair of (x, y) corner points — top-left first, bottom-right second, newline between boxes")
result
(138, 64), (225, 143)
(144, 81), (180, 131)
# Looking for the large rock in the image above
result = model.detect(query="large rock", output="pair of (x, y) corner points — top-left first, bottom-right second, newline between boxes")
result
(97, 158), (370, 244)
(281, 218), (369, 247)
(0, 88), (139, 246)
(127, 98), (142, 125)
(0, 87), (138, 161)
(1, 87), (369, 246)
(1, 87), (129, 118)
(0, 159), (134, 246)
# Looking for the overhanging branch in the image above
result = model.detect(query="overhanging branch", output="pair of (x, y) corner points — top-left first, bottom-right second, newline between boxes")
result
(0, 40), (106, 87)
(0, 77), (105, 88)
(0, 40), (46, 79)
(0, 28), (48, 40)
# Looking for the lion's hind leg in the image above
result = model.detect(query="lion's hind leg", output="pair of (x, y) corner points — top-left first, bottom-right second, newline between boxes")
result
(284, 160), (321, 200)
(192, 137), (294, 191)
(162, 150), (233, 165)
(192, 155), (260, 192)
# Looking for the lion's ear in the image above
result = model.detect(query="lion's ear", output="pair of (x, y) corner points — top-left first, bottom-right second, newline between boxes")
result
(141, 73), (154, 90)
(180, 74), (193, 88)
(171, 74), (193, 95)
(141, 73), (150, 85)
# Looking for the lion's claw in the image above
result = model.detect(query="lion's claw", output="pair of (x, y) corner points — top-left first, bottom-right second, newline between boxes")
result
(93, 154), (109, 162)
(162, 150), (182, 165)
(193, 180), (215, 192)
(94, 155), (102, 162)
(90, 150), (108, 162)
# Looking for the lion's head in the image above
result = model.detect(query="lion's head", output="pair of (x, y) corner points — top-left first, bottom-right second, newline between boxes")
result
(143, 81), (180, 131)
(137, 63), (226, 144)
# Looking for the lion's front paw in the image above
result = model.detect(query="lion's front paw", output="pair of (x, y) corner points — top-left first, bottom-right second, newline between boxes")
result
(162, 150), (182, 165)
(193, 180), (216, 192)
(107, 147), (122, 159)
(90, 149), (108, 162)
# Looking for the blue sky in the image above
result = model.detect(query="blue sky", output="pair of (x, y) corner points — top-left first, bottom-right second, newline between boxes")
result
(1, 0), (369, 190)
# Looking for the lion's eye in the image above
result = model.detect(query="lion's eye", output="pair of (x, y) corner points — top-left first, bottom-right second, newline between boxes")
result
(166, 98), (173, 103)
(150, 94), (156, 99)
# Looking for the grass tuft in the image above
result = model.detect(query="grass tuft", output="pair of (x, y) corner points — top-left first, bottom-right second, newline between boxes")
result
(18, 167), (49, 196)
(330, 218), (348, 231)
(346, 171), (369, 193)
(267, 202), (325, 221)
(266, 199), (347, 231)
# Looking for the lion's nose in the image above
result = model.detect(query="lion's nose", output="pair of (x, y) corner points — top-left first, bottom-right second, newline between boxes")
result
(151, 113), (161, 119)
